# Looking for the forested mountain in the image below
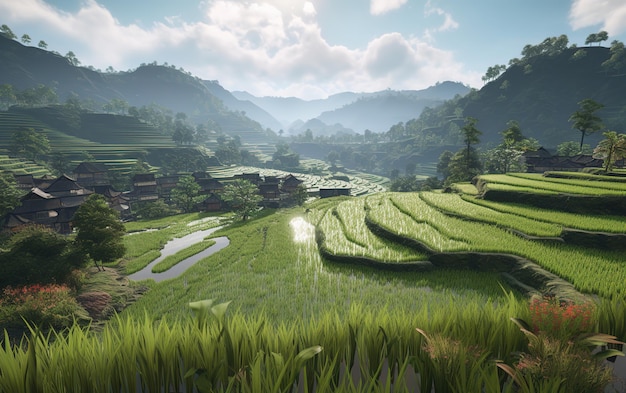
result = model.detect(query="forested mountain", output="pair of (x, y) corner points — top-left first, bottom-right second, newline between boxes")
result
(416, 44), (626, 148)
(0, 34), (271, 142)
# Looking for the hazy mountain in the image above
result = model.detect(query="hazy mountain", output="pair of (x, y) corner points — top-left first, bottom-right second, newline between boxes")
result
(234, 82), (470, 134)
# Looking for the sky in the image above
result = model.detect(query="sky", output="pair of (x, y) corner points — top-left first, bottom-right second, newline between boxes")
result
(1, 0), (626, 100)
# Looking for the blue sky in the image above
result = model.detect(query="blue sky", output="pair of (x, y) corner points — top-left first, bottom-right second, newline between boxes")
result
(1, 0), (625, 99)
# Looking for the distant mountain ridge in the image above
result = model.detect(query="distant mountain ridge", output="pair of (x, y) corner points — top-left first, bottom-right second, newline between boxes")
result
(233, 81), (470, 134)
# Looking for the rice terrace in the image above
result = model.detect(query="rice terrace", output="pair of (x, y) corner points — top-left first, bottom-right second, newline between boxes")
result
(2, 20), (626, 392)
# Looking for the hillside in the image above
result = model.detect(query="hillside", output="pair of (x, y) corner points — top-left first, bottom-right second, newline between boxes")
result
(456, 46), (626, 147)
(0, 34), (272, 143)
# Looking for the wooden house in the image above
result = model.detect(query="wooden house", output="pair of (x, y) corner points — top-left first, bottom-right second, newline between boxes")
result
(72, 162), (110, 189)
(199, 193), (223, 212)
(281, 174), (303, 193)
(319, 188), (351, 198)
(259, 183), (280, 201)
(197, 178), (224, 195)
(235, 173), (261, 185)
(157, 174), (180, 202)
(129, 173), (158, 202)
(5, 175), (93, 234)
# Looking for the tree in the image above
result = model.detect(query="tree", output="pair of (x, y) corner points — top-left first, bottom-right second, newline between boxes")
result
(72, 194), (126, 270)
(65, 51), (81, 66)
(585, 31), (608, 46)
(0, 226), (84, 287)
(460, 117), (482, 177)
(437, 150), (454, 179)
(569, 99), (604, 151)
(10, 128), (51, 161)
(482, 64), (506, 84)
(601, 40), (626, 74)
(484, 121), (538, 174)
(0, 172), (22, 217)
(37, 40), (47, 49)
(222, 179), (262, 220)
(326, 150), (339, 166)
(0, 24), (16, 39)
(170, 175), (202, 213)
(593, 131), (626, 172)
(557, 141), (592, 156)
(20, 34), (31, 44)
(0, 84), (16, 110)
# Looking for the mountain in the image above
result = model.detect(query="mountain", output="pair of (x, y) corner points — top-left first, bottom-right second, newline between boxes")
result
(452, 46), (626, 148)
(234, 82), (470, 134)
(0, 34), (272, 143)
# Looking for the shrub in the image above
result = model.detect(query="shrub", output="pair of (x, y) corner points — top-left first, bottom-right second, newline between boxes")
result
(0, 284), (90, 331)
(529, 296), (595, 339)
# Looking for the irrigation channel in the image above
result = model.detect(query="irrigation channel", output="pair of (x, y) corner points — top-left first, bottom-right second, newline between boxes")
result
(128, 226), (229, 282)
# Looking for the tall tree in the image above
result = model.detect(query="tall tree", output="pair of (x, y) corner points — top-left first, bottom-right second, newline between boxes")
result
(222, 179), (262, 221)
(569, 98), (604, 151)
(593, 131), (626, 172)
(460, 117), (482, 176)
(72, 194), (126, 270)
(37, 40), (47, 49)
(10, 128), (51, 161)
(170, 175), (202, 213)
(0, 172), (22, 217)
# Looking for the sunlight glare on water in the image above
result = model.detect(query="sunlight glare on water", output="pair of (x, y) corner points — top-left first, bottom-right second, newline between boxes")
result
(290, 216), (315, 243)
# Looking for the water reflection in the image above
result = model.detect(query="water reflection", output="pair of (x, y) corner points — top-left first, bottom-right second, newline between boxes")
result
(290, 216), (315, 243)
(128, 226), (229, 282)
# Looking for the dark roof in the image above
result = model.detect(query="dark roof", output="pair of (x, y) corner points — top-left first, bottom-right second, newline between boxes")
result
(133, 173), (156, 182)
(43, 174), (87, 193)
(73, 162), (109, 174)
(283, 174), (303, 185)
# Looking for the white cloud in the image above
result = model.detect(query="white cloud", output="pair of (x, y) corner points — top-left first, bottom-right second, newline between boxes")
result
(424, 2), (459, 34)
(0, 0), (477, 99)
(569, 0), (626, 35)
(370, 0), (408, 16)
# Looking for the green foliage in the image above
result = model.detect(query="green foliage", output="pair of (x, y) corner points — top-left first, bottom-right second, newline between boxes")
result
(272, 142), (300, 170)
(592, 130), (626, 171)
(133, 199), (177, 219)
(9, 127), (50, 161)
(498, 317), (617, 393)
(556, 140), (592, 156)
(569, 98), (604, 150)
(72, 194), (126, 265)
(221, 179), (262, 220)
(0, 284), (89, 331)
(0, 226), (85, 287)
(0, 171), (22, 216)
(170, 175), (203, 213)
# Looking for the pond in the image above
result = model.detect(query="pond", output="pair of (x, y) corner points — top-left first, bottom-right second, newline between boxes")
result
(128, 226), (229, 282)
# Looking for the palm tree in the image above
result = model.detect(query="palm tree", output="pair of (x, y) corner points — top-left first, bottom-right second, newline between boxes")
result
(593, 131), (626, 171)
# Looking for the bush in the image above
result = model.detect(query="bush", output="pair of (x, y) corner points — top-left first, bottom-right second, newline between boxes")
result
(0, 284), (90, 331)
(0, 225), (85, 288)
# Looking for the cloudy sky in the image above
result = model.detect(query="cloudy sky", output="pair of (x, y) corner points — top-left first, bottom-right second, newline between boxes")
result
(1, 0), (625, 99)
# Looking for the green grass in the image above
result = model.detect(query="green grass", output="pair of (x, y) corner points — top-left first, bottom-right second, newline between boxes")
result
(478, 173), (626, 196)
(461, 194), (626, 234)
(122, 207), (513, 323)
(369, 192), (626, 298)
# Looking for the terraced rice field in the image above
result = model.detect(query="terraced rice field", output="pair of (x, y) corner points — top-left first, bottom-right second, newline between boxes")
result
(477, 173), (626, 196)
(207, 165), (387, 195)
(312, 191), (626, 298)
